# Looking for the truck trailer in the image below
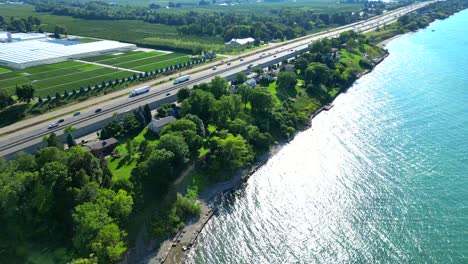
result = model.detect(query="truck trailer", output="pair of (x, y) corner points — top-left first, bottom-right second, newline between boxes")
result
(173, 75), (190, 84)
(130, 86), (150, 97)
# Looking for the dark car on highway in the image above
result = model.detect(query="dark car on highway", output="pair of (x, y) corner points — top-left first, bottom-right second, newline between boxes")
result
(58, 119), (64, 123)
(73, 112), (80, 116)
(95, 108), (102, 113)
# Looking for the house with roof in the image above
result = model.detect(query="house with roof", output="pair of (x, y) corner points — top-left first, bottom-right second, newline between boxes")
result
(243, 78), (257, 88)
(82, 137), (119, 157)
(281, 63), (295, 72)
(148, 116), (177, 134)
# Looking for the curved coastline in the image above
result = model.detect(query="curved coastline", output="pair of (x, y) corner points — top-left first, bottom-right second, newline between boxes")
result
(146, 7), (468, 264)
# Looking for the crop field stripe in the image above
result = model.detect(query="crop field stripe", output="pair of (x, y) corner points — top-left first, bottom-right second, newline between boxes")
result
(133, 58), (191, 72)
(87, 51), (164, 64)
(95, 51), (167, 66)
(104, 52), (168, 66)
(132, 55), (190, 71)
(115, 53), (187, 69)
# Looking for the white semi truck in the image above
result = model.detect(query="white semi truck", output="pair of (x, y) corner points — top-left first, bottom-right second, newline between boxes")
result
(130, 86), (150, 97)
(173, 75), (190, 84)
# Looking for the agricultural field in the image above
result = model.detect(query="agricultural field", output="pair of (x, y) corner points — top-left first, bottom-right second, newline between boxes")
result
(0, 50), (192, 97)
(84, 50), (192, 72)
(0, 61), (131, 97)
(0, 5), (223, 52)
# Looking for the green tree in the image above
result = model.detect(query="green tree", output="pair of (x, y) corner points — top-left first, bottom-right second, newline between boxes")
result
(64, 126), (76, 133)
(160, 119), (197, 136)
(0, 90), (13, 110)
(236, 84), (252, 108)
(277, 71), (298, 94)
(143, 104), (152, 124)
(294, 57), (309, 74)
(109, 189), (133, 224)
(156, 133), (189, 165)
(209, 133), (254, 171)
(304, 62), (332, 86)
(180, 89), (216, 123)
(182, 114), (205, 137)
(213, 95), (243, 125)
(125, 140), (134, 157)
(91, 223), (127, 263)
(54, 25), (68, 38)
(67, 132), (77, 147)
(176, 87), (191, 103)
(13, 152), (36, 172)
(102, 120), (122, 138)
(72, 202), (112, 256)
(122, 114), (140, 135)
(249, 87), (274, 114)
(35, 147), (66, 167)
(46, 132), (64, 150)
(135, 148), (176, 190)
(15, 84), (35, 103)
(233, 72), (247, 85)
(209, 76), (229, 99)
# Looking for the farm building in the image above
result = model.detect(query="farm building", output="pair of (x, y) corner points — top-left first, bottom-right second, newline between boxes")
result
(225, 37), (255, 47)
(0, 33), (136, 69)
(0, 31), (48, 42)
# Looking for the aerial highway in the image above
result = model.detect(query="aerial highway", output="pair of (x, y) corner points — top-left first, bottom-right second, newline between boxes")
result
(0, 1), (433, 158)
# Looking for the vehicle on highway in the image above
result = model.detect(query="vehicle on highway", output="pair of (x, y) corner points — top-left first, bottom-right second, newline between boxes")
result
(227, 62), (231, 66)
(240, 58), (244, 61)
(130, 86), (150, 97)
(212, 66), (217, 70)
(166, 93), (171, 96)
(173, 75), (190, 84)
(247, 64), (254, 69)
(95, 108), (102, 113)
(48, 123), (58, 129)
(57, 119), (64, 123)
(274, 55), (277, 58)
(73, 112), (80, 116)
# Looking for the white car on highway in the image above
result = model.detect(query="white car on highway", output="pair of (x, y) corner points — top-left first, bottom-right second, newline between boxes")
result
(48, 123), (58, 129)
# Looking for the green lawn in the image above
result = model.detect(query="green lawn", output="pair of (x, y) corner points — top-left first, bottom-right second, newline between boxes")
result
(107, 127), (158, 181)
(267, 82), (282, 104)
(73, 37), (99, 43)
(0, 67), (11, 74)
(83, 51), (163, 64)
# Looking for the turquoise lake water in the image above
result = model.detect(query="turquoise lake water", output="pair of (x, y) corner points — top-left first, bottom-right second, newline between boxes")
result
(187, 9), (468, 263)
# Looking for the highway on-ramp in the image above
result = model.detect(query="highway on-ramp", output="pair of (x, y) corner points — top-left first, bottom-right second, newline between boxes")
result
(0, 1), (433, 158)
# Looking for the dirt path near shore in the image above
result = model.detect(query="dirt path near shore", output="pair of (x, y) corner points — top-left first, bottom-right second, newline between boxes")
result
(144, 201), (214, 264)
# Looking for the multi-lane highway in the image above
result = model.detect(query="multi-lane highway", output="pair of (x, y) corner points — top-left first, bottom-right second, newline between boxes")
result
(0, 1), (433, 158)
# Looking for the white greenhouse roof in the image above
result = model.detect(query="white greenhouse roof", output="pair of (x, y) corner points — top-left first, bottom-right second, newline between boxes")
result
(0, 31), (48, 42)
(0, 38), (136, 69)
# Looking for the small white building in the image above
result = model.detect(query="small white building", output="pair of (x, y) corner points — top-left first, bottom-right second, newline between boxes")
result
(225, 37), (255, 47)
